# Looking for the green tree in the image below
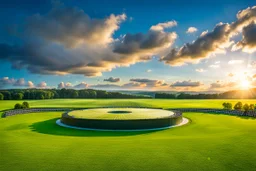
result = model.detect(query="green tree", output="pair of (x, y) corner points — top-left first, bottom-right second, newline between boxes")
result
(222, 102), (227, 109)
(249, 104), (255, 111)
(234, 102), (243, 110)
(226, 103), (232, 110)
(1, 91), (12, 100)
(14, 103), (22, 109)
(71, 91), (79, 98)
(13, 93), (24, 100)
(22, 102), (30, 109)
(0, 93), (4, 100)
(90, 91), (97, 98)
(79, 90), (89, 98)
(243, 103), (249, 112)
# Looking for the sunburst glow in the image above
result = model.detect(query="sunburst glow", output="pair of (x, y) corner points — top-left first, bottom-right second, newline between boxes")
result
(240, 79), (251, 90)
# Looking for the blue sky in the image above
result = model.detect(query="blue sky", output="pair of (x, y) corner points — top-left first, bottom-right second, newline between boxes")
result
(0, 0), (256, 91)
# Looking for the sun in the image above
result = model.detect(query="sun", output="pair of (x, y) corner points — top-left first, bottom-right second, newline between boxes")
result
(240, 79), (251, 90)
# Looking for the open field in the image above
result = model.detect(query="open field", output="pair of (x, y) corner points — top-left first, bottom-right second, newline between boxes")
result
(0, 99), (256, 171)
(2, 99), (256, 110)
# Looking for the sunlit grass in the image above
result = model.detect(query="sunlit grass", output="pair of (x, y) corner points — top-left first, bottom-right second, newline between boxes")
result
(0, 99), (256, 171)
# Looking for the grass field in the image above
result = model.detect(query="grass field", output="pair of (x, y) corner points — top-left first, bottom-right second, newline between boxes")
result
(0, 99), (256, 171)
(2, 99), (256, 110)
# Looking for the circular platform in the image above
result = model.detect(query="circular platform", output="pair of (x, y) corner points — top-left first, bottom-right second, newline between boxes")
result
(59, 108), (185, 131)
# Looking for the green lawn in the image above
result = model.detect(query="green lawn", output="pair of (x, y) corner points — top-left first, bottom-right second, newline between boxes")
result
(0, 99), (256, 171)
(68, 108), (174, 120)
(2, 99), (256, 110)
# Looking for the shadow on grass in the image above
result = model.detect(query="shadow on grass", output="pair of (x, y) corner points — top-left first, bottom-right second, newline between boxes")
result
(29, 118), (160, 137)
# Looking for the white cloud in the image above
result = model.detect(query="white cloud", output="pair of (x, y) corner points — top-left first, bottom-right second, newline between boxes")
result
(0, 77), (35, 88)
(161, 6), (256, 66)
(209, 64), (220, 68)
(150, 21), (177, 31)
(186, 27), (198, 34)
(228, 60), (244, 64)
(37, 81), (47, 88)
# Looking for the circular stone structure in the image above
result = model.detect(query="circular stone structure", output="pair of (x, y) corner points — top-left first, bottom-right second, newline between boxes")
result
(59, 108), (187, 131)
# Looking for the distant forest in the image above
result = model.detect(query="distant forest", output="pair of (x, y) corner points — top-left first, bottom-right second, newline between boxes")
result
(0, 89), (256, 100)
(0, 89), (151, 100)
(155, 89), (256, 99)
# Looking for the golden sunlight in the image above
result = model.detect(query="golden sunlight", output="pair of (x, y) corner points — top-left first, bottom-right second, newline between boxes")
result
(240, 79), (251, 90)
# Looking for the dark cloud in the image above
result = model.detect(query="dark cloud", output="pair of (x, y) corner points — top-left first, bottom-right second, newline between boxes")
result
(209, 81), (236, 90)
(232, 22), (256, 53)
(161, 23), (232, 65)
(0, 3), (177, 77)
(26, 6), (126, 47)
(171, 80), (202, 87)
(130, 78), (166, 87)
(113, 30), (177, 55)
(104, 77), (120, 83)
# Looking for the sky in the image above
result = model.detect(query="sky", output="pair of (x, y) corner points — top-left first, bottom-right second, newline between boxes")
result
(0, 0), (256, 92)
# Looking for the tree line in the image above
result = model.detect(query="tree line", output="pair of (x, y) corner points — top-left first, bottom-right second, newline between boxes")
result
(155, 89), (256, 99)
(0, 89), (151, 100)
(222, 102), (256, 112)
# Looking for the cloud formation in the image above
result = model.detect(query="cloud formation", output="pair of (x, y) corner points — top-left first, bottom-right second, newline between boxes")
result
(0, 4), (177, 77)
(113, 29), (177, 55)
(150, 21), (177, 31)
(37, 81), (48, 88)
(90, 78), (168, 90)
(74, 82), (89, 89)
(0, 77), (34, 88)
(209, 81), (237, 90)
(0, 77), (16, 88)
(104, 77), (120, 83)
(130, 78), (166, 87)
(161, 6), (256, 66)
(57, 82), (88, 89)
(171, 80), (202, 87)
(232, 22), (256, 53)
(186, 27), (198, 34)
(58, 82), (73, 89)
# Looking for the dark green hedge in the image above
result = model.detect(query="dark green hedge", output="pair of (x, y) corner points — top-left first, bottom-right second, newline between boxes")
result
(61, 112), (183, 130)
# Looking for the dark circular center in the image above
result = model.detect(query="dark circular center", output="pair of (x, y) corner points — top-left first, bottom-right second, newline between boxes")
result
(108, 110), (132, 114)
